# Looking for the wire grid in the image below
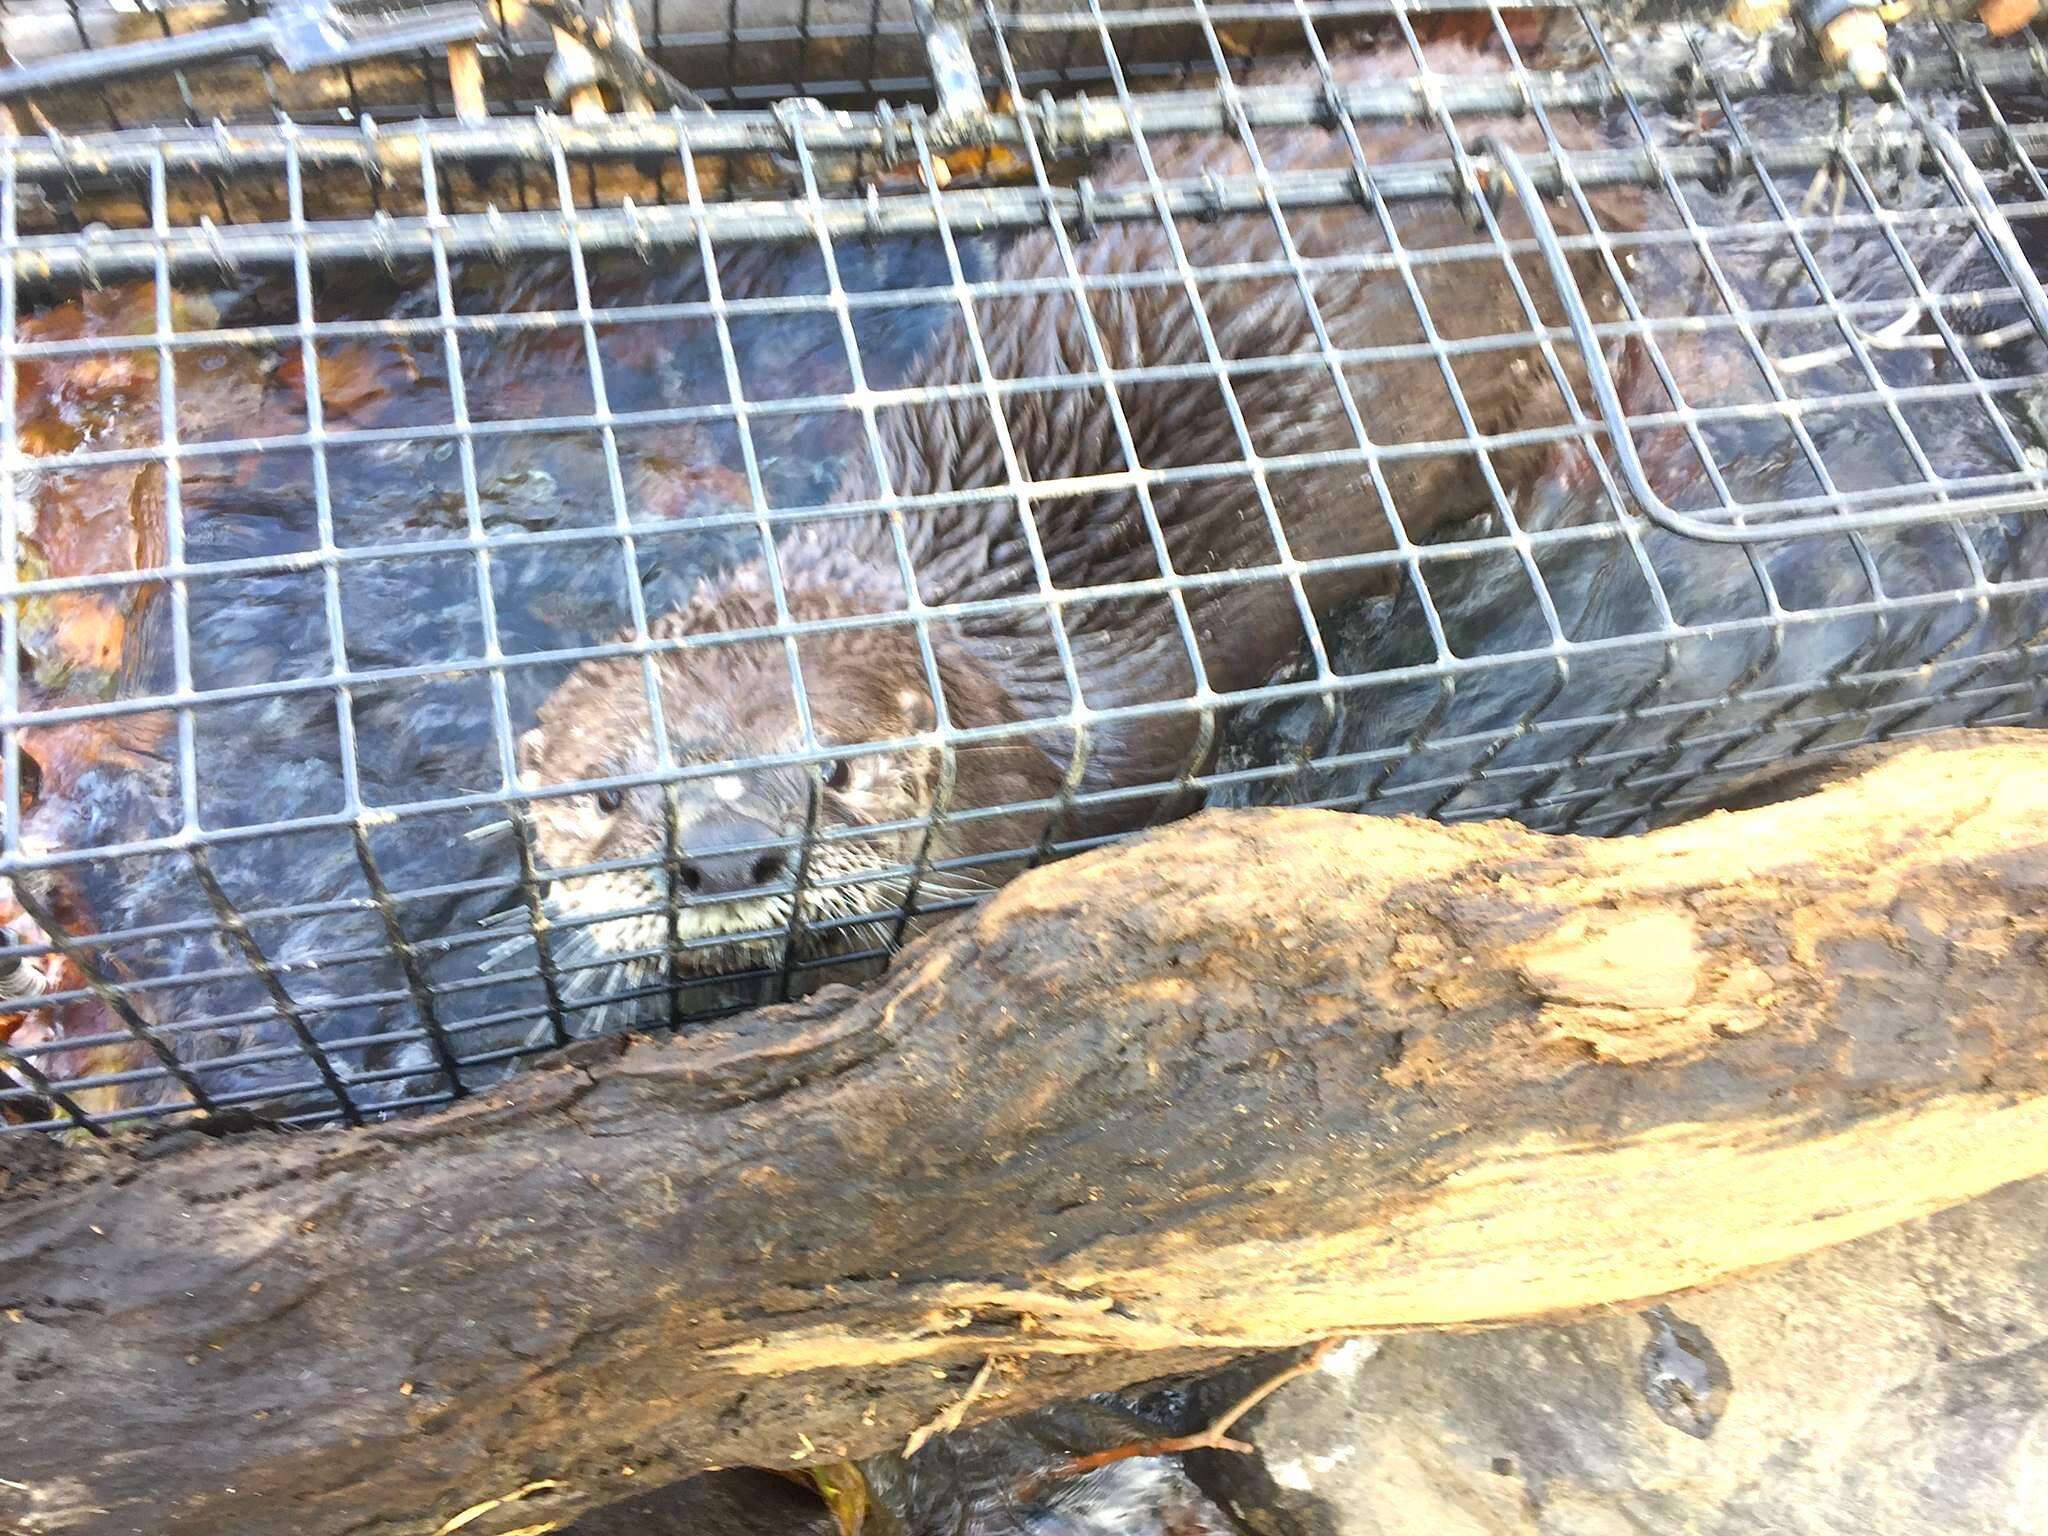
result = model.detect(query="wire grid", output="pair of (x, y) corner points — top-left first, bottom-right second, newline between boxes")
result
(0, 0), (1516, 130)
(0, 0), (922, 127)
(1, 0), (2046, 1135)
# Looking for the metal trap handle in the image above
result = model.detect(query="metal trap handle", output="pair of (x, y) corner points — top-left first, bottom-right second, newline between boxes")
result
(1478, 130), (2048, 544)
(0, 0), (489, 103)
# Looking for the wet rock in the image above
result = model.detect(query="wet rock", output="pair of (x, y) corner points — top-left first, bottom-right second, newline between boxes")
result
(1191, 1176), (2048, 1536)
(560, 1396), (1236, 1536)
(861, 1397), (1235, 1536)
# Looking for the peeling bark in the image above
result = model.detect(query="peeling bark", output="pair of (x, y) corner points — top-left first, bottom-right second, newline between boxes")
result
(4, 729), (2047, 1536)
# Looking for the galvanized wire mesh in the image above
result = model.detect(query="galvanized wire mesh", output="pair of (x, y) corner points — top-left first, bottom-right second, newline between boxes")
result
(1, 0), (2044, 1134)
(0, 0), (914, 126)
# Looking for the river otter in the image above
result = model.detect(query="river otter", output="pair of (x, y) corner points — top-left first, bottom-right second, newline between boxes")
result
(506, 40), (1641, 1005)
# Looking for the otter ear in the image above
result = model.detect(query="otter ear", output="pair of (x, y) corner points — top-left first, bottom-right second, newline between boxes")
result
(515, 727), (545, 790)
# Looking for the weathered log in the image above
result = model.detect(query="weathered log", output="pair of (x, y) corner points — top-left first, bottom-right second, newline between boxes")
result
(4, 728), (2047, 1536)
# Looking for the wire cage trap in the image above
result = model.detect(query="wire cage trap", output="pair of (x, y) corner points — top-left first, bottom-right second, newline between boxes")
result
(0, 0), (2045, 1136)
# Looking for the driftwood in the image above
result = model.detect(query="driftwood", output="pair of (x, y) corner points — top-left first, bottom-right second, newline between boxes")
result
(4, 729), (2047, 1536)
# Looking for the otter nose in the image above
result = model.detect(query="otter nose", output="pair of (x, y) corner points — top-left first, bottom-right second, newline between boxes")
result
(678, 810), (789, 897)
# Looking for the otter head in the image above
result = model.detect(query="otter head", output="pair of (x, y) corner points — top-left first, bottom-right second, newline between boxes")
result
(511, 562), (1058, 991)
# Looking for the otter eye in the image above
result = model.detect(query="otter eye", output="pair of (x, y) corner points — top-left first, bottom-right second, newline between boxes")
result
(822, 759), (852, 792)
(594, 787), (625, 814)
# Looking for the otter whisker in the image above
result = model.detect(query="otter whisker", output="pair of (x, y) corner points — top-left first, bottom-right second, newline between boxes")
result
(853, 872), (989, 906)
(900, 876), (992, 901)
(880, 872), (991, 897)
(853, 918), (897, 953)
(843, 885), (924, 914)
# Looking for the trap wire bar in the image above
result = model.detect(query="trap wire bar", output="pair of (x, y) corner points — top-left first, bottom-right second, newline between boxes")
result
(1, 0), (2047, 1134)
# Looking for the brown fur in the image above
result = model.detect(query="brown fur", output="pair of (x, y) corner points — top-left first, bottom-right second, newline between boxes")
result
(521, 41), (1638, 973)
(523, 557), (1061, 876)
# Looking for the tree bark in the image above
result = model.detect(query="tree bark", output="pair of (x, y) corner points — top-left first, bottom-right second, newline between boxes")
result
(4, 728), (2047, 1536)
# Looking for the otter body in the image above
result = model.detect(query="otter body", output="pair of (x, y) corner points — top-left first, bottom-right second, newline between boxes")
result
(1216, 70), (2048, 832)
(516, 40), (1637, 999)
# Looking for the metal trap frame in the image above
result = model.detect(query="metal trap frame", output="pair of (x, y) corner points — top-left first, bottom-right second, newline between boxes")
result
(1, 0), (2045, 1135)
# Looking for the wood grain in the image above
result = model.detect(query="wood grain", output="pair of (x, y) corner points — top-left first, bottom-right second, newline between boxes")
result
(3, 729), (2045, 1536)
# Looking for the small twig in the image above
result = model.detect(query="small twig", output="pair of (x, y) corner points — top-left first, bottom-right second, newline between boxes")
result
(1036, 1337), (1342, 1485)
(902, 1355), (1000, 1458)
(1777, 315), (2035, 376)
(1772, 236), (2023, 377)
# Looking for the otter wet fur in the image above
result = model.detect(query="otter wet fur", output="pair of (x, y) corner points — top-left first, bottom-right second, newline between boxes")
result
(500, 40), (1641, 1014)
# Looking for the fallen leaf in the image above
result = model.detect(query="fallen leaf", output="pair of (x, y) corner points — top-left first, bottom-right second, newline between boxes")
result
(805, 1462), (870, 1536)
(430, 1480), (567, 1536)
